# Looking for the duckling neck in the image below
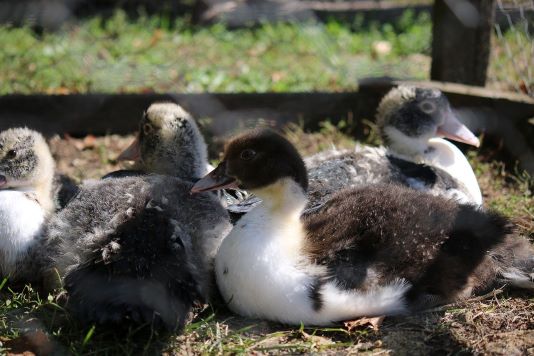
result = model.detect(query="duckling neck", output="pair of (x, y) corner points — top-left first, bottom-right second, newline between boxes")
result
(250, 178), (307, 218)
(424, 138), (482, 204)
(382, 127), (429, 162)
(33, 175), (55, 214)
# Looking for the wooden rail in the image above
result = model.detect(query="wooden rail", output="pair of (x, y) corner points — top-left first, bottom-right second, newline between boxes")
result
(1, 80), (533, 171)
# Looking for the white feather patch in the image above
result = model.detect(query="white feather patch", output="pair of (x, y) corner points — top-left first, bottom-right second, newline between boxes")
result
(0, 190), (45, 275)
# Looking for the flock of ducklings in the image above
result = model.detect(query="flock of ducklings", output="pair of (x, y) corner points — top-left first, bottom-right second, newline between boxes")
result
(0, 86), (533, 333)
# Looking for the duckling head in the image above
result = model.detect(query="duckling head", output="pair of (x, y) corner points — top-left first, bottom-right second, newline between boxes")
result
(376, 86), (480, 158)
(191, 129), (308, 197)
(0, 128), (55, 191)
(118, 102), (208, 178)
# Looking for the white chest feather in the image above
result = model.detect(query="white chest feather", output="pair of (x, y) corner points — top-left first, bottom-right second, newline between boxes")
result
(426, 138), (482, 205)
(0, 191), (46, 275)
(215, 195), (315, 321)
(215, 179), (409, 325)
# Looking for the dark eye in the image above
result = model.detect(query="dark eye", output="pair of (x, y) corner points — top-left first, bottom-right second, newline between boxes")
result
(143, 123), (153, 135)
(420, 101), (436, 113)
(5, 149), (16, 160)
(240, 149), (256, 161)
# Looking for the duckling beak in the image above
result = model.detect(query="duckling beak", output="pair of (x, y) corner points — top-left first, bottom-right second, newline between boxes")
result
(117, 135), (141, 161)
(0, 175), (6, 188)
(437, 110), (480, 147)
(191, 161), (238, 193)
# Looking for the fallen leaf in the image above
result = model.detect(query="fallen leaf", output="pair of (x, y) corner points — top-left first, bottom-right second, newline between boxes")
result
(271, 71), (286, 82)
(300, 330), (334, 345)
(3, 330), (54, 356)
(149, 29), (163, 47)
(344, 316), (385, 332)
(82, 135), (97, 149)
(64, 134), (97, 151)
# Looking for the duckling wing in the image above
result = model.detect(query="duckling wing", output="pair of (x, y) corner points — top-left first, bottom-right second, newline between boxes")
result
(302, 184), (513, 309)
(46, 175), (230, 331)
(306, 148), (391, 209)
(52, 173), (80, 209)
(101, 169), (145, 179)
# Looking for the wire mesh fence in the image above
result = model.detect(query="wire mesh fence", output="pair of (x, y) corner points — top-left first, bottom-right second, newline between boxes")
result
(490, 0), (534, 97)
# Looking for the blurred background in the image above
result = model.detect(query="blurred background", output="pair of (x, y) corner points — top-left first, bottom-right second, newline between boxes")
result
(0, 0), (531, 95)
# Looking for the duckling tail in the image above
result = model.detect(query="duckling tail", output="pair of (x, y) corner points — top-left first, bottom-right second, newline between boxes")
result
(487, 233), (534, 291)
(406, 205), (513, 308)
(62, 206), (204, 332)
(64, 269), (196, 331)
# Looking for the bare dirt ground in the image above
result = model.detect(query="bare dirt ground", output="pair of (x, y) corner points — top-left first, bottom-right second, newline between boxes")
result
(22, 125), (531, 355)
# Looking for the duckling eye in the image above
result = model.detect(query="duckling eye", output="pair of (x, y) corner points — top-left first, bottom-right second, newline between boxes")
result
(419, 101), (436, 113)
(5, 149), (16, 160)
(143, 123), (153, 135)
(240, 149), (256, 161)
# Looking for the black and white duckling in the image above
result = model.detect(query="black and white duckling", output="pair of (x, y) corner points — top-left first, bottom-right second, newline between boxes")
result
(191, 129), (534, 326)
(0, 128), (55, 283)
(306, 86), (482, 208)
(46, 102), (231, 331)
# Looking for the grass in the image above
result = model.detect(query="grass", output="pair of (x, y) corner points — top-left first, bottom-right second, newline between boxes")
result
(1, 9), (531, 96)
(1, 121), (532, 355)
(0, 10), (433, 94)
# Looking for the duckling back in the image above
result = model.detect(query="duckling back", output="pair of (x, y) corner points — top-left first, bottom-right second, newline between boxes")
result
(47, 175), (231, 330)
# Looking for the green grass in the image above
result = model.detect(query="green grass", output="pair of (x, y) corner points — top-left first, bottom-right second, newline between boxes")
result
(0, 9), (530, 96)
(0, 10), (432, 94)
(488, 20), (534, 96)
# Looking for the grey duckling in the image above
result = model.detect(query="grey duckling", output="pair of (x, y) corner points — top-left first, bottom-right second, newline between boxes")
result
(192, 129), (533, 326)
(46, 103), (231, 331)
(0, 128), (56, 284)
(306, 85), (482, 209)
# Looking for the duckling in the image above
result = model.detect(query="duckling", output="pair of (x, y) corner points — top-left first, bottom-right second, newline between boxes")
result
(191, 129), (534, 326)
(113, 102), (209, 178)
(110, 103), (256, 223)
(306, 86), (482, 208)
(0, 128), (55, 283)
(46, 102), (231, 331)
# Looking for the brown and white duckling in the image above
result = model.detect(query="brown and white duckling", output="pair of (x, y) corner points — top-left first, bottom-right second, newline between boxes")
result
(306, 86), (482, 208)
(0, 128), (55, 283)
(46, 103), (231, 331)
(192, 129), (533, 326)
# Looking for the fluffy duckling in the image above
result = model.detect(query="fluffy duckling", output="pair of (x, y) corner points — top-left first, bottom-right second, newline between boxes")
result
(46, 102), (231, 331)
(0, 128), (55, 283)
(110, 103), (250, 222)
(192, 129), (533, 326)
(306, 86), (482, 207)
(114, 102), (209, 178)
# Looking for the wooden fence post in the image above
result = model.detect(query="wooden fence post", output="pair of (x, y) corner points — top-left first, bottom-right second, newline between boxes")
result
(431, 0), (495, 86)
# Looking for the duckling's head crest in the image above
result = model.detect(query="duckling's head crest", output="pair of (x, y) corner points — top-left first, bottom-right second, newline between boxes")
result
(192, 129), (308, 193)
(0, 127), (54, 190)
(376, 86), (479, 156)
(121, 102), (208, 178)
(377, 86), (447, 140)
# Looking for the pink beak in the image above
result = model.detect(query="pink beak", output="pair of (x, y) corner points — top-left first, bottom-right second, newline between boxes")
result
(117, 135), (141, 161)
(191, 161), (239, 194)
(436, 109), (480, 147)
